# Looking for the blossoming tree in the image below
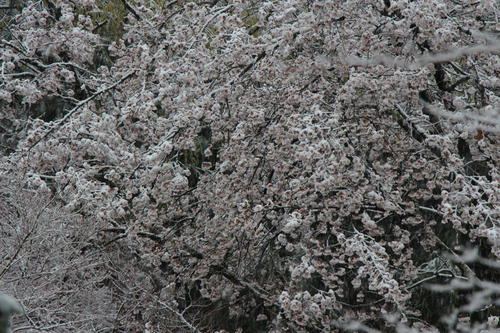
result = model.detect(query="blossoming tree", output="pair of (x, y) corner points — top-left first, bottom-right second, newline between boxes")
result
(0, 0), (498, 332)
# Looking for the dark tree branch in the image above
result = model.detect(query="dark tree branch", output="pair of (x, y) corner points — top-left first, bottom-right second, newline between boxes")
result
(137, 231), (163, 243)
(120, 0), (141, 21)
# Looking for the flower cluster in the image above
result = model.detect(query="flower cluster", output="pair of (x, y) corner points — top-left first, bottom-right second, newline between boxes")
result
(0, 0), (498, 332)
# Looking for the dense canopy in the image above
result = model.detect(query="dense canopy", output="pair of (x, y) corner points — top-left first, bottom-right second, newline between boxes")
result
(0, 0), (499, 332)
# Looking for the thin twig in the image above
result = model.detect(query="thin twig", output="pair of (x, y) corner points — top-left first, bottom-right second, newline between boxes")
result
(155, 299), (203, 333)
(199, 5), (233, 34)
